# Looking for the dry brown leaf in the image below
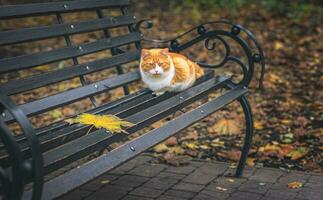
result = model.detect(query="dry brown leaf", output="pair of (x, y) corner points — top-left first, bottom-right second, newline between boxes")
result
(254, 121), (264, 130)
(164, 136), (177, 146)
(153, 143), (169, 153)
(246, 157), (256, 166)
(217, 150), (241, 161)
(169, 146), (185, 155)
(209, 119), (241, 135)
(287, 147), (308, 160)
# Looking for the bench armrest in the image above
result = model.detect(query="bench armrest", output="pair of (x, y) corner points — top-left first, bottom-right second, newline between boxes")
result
(0, 92), (44, 199)
(135, 19), (265, 89)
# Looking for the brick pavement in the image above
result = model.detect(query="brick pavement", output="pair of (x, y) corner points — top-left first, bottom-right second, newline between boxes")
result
(58, 154), (323, 200)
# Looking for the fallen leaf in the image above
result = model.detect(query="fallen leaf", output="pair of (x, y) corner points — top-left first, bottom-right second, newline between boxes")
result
(153, 143), (169, 153)
(211, 138), (225, 148)
(254, 121), (264, 130)
(209, 119), (241, 135)
(180, 131), (199, 141)
(65, 113), (134, 134)
(227, 178), (235, 183)
(101, 180), (110, 184)
(215, 186), (228, 192)
(287, 147), (308, 160)
(246, 157), (256, 166)
(169, 146), (185, 155)
(164, 136), (177, 146)
(161, 152), (191, 166)
(217, 150), (241, 161)
(274, 41), (284, 50)
(287, 181), (303, 189)
(199, 144), (210, 150)
(185, 143), (199, 150)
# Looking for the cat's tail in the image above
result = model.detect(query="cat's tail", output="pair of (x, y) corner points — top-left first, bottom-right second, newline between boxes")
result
(194, 63), (204, 79)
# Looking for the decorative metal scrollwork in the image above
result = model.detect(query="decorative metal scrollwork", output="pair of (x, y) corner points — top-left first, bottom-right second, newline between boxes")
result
(134, 19), (265, 89)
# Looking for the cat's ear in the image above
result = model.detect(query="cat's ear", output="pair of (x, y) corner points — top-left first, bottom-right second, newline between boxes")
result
(161, 48), (169, 56)
(141, 49), (150, 59)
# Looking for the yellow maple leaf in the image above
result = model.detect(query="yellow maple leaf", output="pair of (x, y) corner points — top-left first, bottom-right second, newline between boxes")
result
(287, 181), (303, 189)
(65, 113), (134, 134)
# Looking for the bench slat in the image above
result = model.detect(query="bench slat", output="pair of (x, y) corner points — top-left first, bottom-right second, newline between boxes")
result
(0, 15), (135, 46)
(0, 51), (139, 96)
(26, 82), (247, 200)
(0, 0), (130, 19)
(0, 32), (141, 74)
(0, 70), (214, 165)
(0, 71), (215, 170)
(43, 75), (228, 173)
(5, 71), (141, 123)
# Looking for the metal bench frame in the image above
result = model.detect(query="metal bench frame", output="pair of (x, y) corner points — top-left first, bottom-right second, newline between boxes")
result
(0, 1), (265, 200)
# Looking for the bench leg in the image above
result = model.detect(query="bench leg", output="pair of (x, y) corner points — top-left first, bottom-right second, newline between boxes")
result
(235, 95), (254, 177)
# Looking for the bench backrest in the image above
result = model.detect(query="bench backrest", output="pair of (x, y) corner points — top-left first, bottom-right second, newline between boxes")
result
(0, 0), (142, 127)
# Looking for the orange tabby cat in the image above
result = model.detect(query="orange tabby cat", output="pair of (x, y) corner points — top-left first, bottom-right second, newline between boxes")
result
(140, 48), (204, 95)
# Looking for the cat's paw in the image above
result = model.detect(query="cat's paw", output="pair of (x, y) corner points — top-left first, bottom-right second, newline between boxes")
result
(152, 91), (165, 97)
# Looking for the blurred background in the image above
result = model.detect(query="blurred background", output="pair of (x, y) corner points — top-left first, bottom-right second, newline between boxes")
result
(0, 0), (322, 173)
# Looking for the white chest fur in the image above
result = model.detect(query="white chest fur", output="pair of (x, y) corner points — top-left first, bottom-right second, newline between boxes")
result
(140, 56), (175, 92)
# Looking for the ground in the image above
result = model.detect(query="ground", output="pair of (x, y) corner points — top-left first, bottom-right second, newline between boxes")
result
(59, 154), (323, 200)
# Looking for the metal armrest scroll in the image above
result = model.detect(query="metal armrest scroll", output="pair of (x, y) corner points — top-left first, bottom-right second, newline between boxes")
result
(0, 92), (44, 200)
(135, 19), (265, 89)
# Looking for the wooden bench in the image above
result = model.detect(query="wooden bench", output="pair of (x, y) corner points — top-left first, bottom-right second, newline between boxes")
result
(0, 1), (265, 199)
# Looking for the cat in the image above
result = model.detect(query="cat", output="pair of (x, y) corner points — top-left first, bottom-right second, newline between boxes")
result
(139, 48), (204, 96)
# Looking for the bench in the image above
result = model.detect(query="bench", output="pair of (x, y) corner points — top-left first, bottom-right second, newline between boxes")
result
(0, 1), (265, 199)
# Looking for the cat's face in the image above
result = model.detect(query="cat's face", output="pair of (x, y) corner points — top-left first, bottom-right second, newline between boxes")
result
(140, 48), (171, 78)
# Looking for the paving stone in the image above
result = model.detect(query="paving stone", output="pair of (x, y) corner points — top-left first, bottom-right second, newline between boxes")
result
(192, 189), (230, 200)
(157, 172), (186, 180)
(264, 190), (297, 199)
(56, 155), (323, 200)
(308, 175), (323, 183)
(190, 160), (205, 168)
(121, 195), (153, 200)
(270, 182), (302, 192)
(278, 172), (310, 183)
(59, 189), (91, 200)
(228, 191), (262, 200)
(204, 182), (236, 194)
(213, 176), (248, 188)
(297, 190), (323, 200)
(224, 165), (255, 178)
(182, 162), (227, 185)
(79, 174), (119, 191)
(143, 176), (178, 190)
(250, 168), (284, 183)
(163, 189), (196, 199)
(238, 180), (272, 194)
(128, 164), (166, 177)
(165, 165), (196, 175)
(112, 175), (149, 188)
(85, 185), (129, 200)
(172, 182), (204, 192)
(156, 195), (187, 200)
(303, 181), (323, 191)
(129, 187), (164, 198)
